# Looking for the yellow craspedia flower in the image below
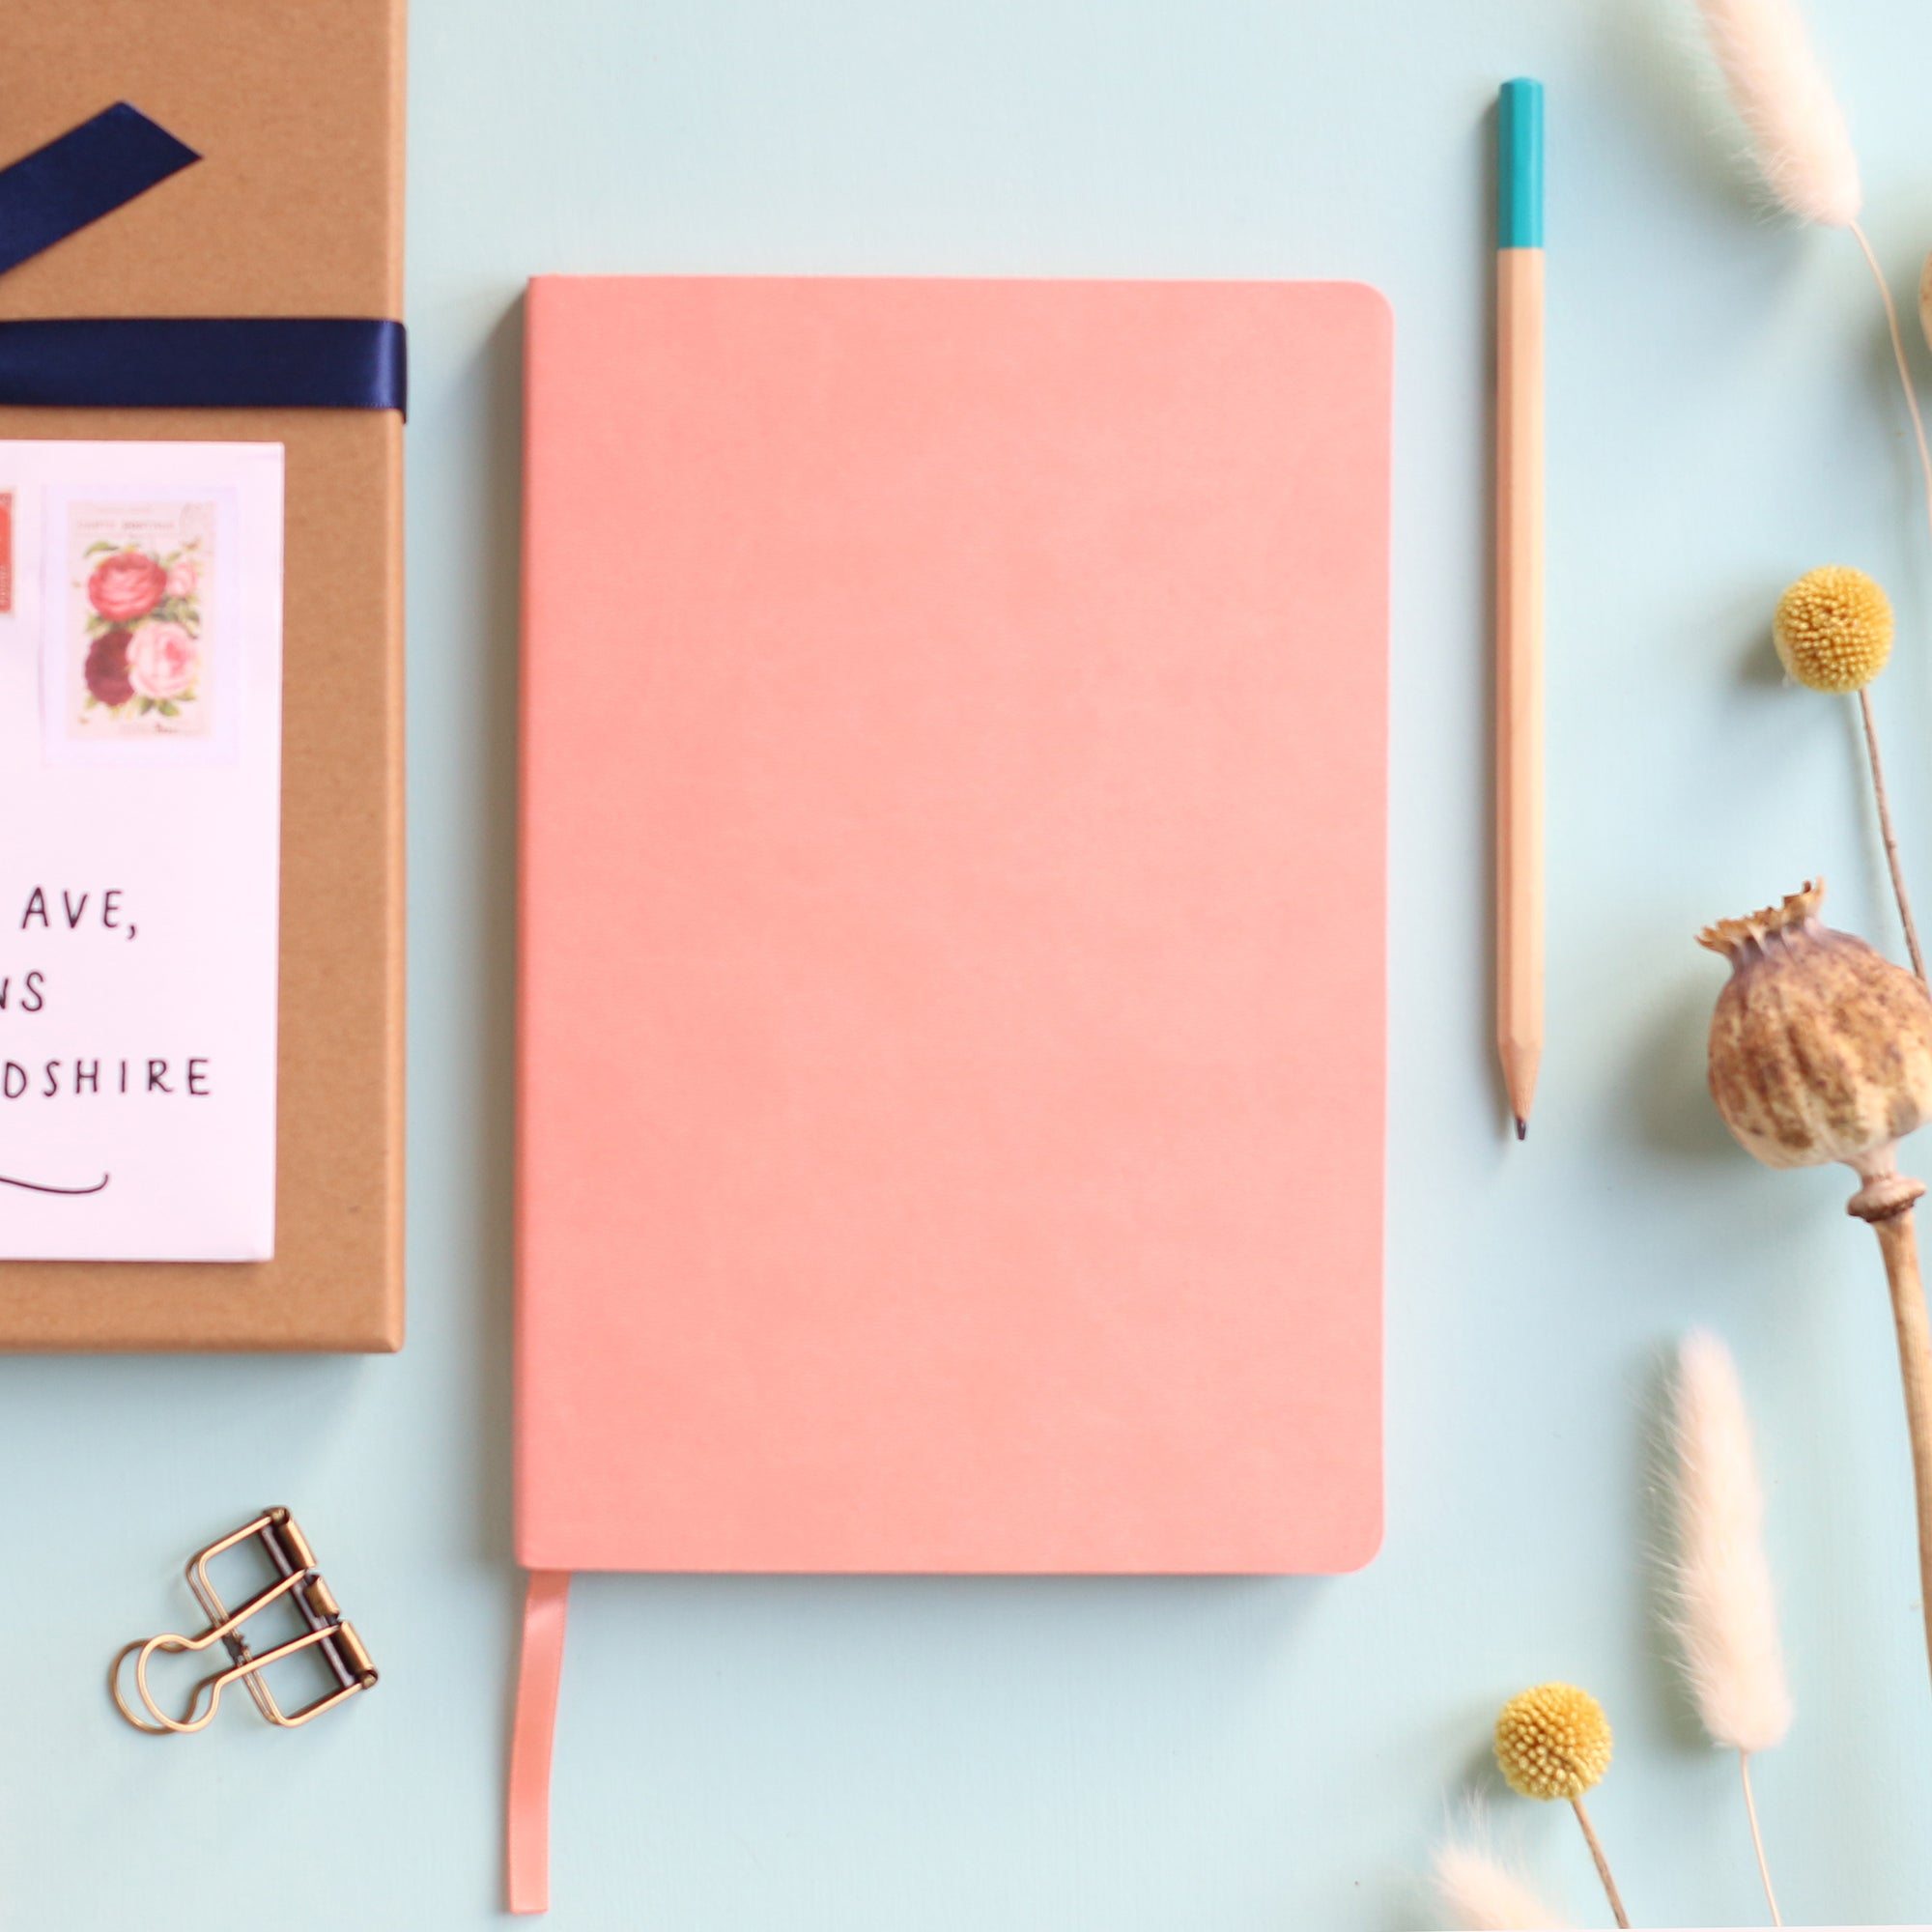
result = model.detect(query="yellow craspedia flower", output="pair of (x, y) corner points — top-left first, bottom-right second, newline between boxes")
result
(1773, 565), (1893, 693)
(1493, 1682), (1613, 1801)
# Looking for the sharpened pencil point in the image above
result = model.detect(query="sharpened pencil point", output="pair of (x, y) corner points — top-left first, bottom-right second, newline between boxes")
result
(1516, 1117), (1528, 1141)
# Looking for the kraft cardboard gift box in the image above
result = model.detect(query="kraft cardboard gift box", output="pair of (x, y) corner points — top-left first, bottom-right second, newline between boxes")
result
(0, 0), (406, 1350)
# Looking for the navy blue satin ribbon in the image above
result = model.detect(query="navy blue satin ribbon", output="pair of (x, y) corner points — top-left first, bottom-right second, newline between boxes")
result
(0, 318), (407, 411)
(0, 101), (197, 276)
(0, 103), (405, 414)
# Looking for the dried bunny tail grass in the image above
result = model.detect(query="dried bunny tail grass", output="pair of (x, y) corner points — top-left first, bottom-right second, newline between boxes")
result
(1692, 0), (1860, 225)
(1690, 2), (1932, 713)
(1668, 1332), (1794, 1754)
(1667, 1332), (1792, 1923)
(1433, 1841), (1573, 1931)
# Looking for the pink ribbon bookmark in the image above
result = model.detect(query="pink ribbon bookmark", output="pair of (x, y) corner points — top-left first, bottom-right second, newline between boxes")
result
(507, 1570), (573, 1914)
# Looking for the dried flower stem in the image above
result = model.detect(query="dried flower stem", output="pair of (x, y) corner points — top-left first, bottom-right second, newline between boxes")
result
(1568, 1797), (1630, 1930)
(1857, 686), (1926, 981)
(1850, 222), (1932, 561)
(1839, 225), (1931, 985)
(1739, 1752), (1781, 1925)
(1852, 1178), (1932, 1698)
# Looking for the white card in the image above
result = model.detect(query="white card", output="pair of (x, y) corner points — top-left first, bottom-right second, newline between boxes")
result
(0, 440), (284, 1261)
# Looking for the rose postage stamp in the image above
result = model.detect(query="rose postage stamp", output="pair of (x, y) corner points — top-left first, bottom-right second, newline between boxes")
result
(62, 498), (215, 744)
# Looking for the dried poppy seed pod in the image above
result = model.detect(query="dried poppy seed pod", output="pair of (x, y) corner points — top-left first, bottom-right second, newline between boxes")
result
(1705, 881), (1932, 1706)
(1699, 879), (1932, 1222)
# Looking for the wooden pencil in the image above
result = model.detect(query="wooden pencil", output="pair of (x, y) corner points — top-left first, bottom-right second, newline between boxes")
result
(1496, 78), (1545, 1139)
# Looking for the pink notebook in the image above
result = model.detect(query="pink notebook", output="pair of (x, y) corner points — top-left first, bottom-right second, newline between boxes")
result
(518, 271), (1389, 1577)
(510, 271), (1390, 1909)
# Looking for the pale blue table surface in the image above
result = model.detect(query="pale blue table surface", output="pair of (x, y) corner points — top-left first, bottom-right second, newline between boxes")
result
(7, 0), (1932, 1924)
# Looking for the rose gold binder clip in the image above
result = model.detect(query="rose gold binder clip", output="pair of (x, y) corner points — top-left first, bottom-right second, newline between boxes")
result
(110, 1508), (378, 1734)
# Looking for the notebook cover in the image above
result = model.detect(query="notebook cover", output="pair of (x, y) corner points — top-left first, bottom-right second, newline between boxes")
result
(517, 275), (1388, 1573)
(0, 0), (406, 1350)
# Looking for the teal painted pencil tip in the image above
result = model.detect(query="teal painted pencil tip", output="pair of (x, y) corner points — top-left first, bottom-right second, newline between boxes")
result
(1497, 78), (1544, 249)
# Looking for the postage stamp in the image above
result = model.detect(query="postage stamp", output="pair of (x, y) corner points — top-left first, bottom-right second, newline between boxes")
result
(62, 498), (216, 744)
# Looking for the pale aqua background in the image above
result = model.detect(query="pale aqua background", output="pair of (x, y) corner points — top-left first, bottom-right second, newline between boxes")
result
(7, 0), (1932, 1925)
